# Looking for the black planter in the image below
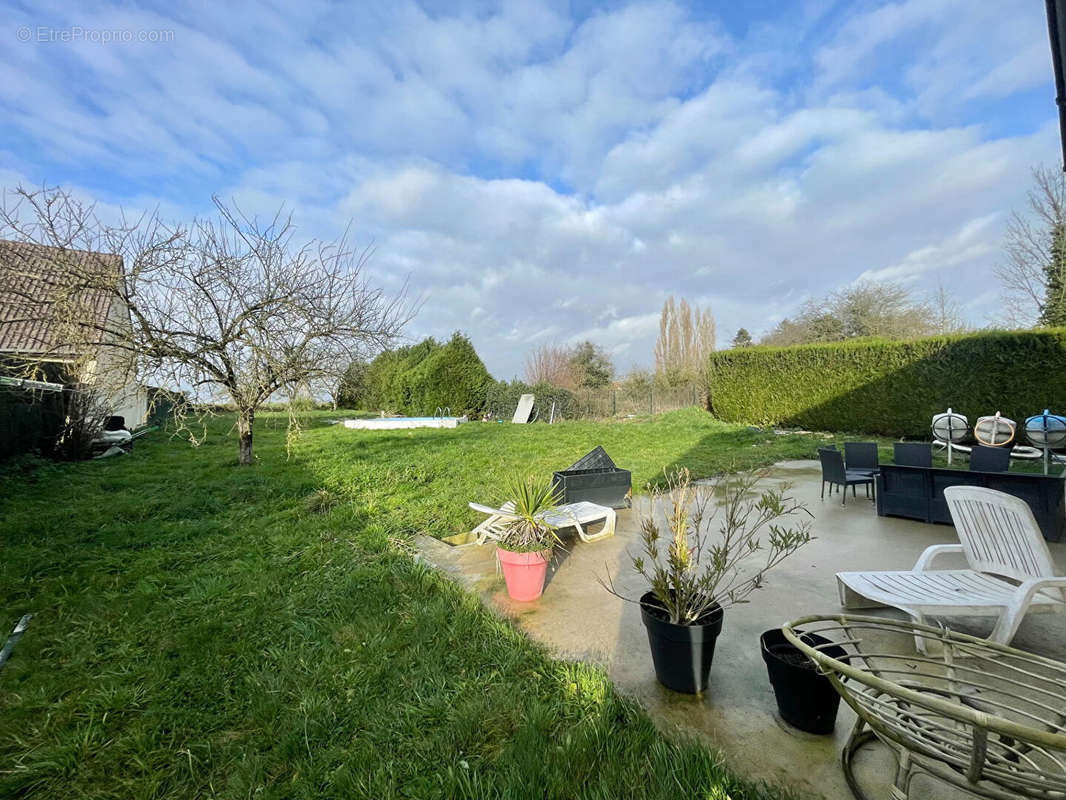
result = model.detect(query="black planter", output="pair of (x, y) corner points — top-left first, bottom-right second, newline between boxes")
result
(760, 628), (845, 734)
(640, 591), (723, 694)
(552, 446), (631, 509)
(552, 466), (632, 509)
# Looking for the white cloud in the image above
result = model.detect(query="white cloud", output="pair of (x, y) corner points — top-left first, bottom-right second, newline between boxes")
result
(0, 0), (1058, 376)
(857, 214), (1001, 284)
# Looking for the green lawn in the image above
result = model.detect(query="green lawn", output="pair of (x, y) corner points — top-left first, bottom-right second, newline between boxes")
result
(0, 409), (829, 799)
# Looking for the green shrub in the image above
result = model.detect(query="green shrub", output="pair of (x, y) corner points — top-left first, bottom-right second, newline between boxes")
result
(362, 332), (492, 417)
(707, 329), (1066, 437)
(404, 332), (492, 416)
(335, 360), (369, 408)
(484, 380), (577, 421)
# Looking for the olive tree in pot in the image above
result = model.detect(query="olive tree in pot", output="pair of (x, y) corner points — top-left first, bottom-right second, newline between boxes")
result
(495, 475), (563, 602)
(604, 468), (813, 694)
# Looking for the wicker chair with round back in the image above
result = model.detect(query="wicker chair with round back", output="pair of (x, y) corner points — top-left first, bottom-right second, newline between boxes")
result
(783, 614), (1066, 800)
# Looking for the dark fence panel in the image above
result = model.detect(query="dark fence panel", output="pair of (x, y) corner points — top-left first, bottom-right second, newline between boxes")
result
(0, 386), (66, 461)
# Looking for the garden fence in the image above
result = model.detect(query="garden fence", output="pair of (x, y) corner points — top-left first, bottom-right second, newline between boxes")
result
(484, 383), (705, 422)
(0, 383), (67, 460)
(565, 384), (705, 419)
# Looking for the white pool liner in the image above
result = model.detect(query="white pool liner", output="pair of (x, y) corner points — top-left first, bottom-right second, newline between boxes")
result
(343, 416), (467, 430)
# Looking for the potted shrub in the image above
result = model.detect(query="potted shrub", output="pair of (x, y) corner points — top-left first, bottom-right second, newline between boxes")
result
(604, 468), (813, 694)
(495, 475), (563, 602)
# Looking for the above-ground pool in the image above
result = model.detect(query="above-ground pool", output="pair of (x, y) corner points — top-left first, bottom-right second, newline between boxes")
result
(343, 416), (467, 430)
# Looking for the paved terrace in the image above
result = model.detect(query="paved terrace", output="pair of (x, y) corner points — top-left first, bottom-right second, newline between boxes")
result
(416, 461), (1066, 800)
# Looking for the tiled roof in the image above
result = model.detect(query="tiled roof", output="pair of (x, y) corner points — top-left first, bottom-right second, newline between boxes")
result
(0, 240), (123, 359)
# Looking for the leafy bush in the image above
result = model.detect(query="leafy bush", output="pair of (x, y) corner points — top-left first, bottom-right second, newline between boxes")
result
(335, 361), (369, 408)
(707, 329), (1066, 437)
(362, 332), (492, 417)
(484, 380), (577, 421)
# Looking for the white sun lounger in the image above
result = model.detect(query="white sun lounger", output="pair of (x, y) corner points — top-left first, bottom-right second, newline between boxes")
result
(837, 485), (1066, 647)
(469, 500), (616, 545)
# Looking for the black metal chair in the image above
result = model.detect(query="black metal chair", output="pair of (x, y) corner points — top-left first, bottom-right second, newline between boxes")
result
(969, 444), (1011, 473)
(893, 442), (932, 468)
(844, 442), (879, 476)
(818, 447), (875, 505)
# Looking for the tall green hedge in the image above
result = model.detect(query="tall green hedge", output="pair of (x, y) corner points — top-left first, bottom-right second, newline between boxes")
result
(707, 329), (1066, 437)
(361, 332), (492, 417)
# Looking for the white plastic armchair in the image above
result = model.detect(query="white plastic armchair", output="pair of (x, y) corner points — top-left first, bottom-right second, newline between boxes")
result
(837, 486), (1066, 646)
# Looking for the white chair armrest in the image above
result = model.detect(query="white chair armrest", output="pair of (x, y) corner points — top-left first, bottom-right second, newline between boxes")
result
(1015, 576), (1066, 604)
(913, 544), (965, 571)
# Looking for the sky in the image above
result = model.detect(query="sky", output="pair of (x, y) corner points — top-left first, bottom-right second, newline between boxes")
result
(0, 0), (1059, 379)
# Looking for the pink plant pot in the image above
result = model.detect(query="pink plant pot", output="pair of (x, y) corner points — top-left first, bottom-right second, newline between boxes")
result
(496, 547), (550, 601)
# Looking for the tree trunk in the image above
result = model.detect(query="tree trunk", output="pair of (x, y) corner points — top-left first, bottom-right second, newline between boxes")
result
(238, 410), (254, 465)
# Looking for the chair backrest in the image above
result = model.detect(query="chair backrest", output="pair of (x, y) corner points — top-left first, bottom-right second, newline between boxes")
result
(844, 442), (878, 470)
(893, 442), (932, 467)
(968, 444), (1011, 473)
(944, 485), (1057, 581)
(818, 447), (846, 482)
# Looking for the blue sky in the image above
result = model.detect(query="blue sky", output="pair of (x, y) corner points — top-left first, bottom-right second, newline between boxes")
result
(0, 0), (1058, 378)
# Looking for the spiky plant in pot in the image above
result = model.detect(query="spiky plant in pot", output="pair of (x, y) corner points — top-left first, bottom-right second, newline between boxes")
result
(496, 474), (563, 601)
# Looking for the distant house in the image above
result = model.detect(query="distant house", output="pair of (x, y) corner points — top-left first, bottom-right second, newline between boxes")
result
(0, 240), (147, 426)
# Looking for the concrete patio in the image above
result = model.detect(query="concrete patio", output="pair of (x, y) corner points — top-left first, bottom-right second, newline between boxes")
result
(416, 460), (1066, 800)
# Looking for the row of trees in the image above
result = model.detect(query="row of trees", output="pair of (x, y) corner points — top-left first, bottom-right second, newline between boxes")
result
(654, 296), (715, 386)
(757, 281), (965, 348)
(523, 295), (716, 396)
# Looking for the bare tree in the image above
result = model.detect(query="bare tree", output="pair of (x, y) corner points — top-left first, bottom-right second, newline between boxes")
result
(929, 280), (969, 335)
(762, 281), (937, 346)
(0, 185), (409, 465)
(995, 165), (1066, 327)
(654, 296), (715, 384)
(524, 342), (577, 388)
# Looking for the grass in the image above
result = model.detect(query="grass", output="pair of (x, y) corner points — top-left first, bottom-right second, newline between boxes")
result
(0, 408), (830, 799)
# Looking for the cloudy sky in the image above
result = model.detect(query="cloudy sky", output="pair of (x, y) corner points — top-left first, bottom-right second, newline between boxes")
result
(0, 0), (1058, 378)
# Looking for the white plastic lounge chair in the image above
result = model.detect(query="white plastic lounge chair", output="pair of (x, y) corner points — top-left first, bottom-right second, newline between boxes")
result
(836, 485), (1066, 647)
(468, 500), (616, 545)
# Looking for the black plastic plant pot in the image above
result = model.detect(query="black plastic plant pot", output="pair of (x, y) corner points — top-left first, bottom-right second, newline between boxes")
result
(639, 591), (723, 694)
(760, 628), (845, 734)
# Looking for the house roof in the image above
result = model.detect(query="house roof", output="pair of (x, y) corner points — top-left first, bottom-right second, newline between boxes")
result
(0, 240), (123, 360)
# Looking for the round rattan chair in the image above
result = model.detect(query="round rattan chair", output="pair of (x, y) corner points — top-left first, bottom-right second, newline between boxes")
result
(783, 614), (1066, 799)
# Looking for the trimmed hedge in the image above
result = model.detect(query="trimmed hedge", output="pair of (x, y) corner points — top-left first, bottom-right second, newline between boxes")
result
(707, 329), (1066, 437)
